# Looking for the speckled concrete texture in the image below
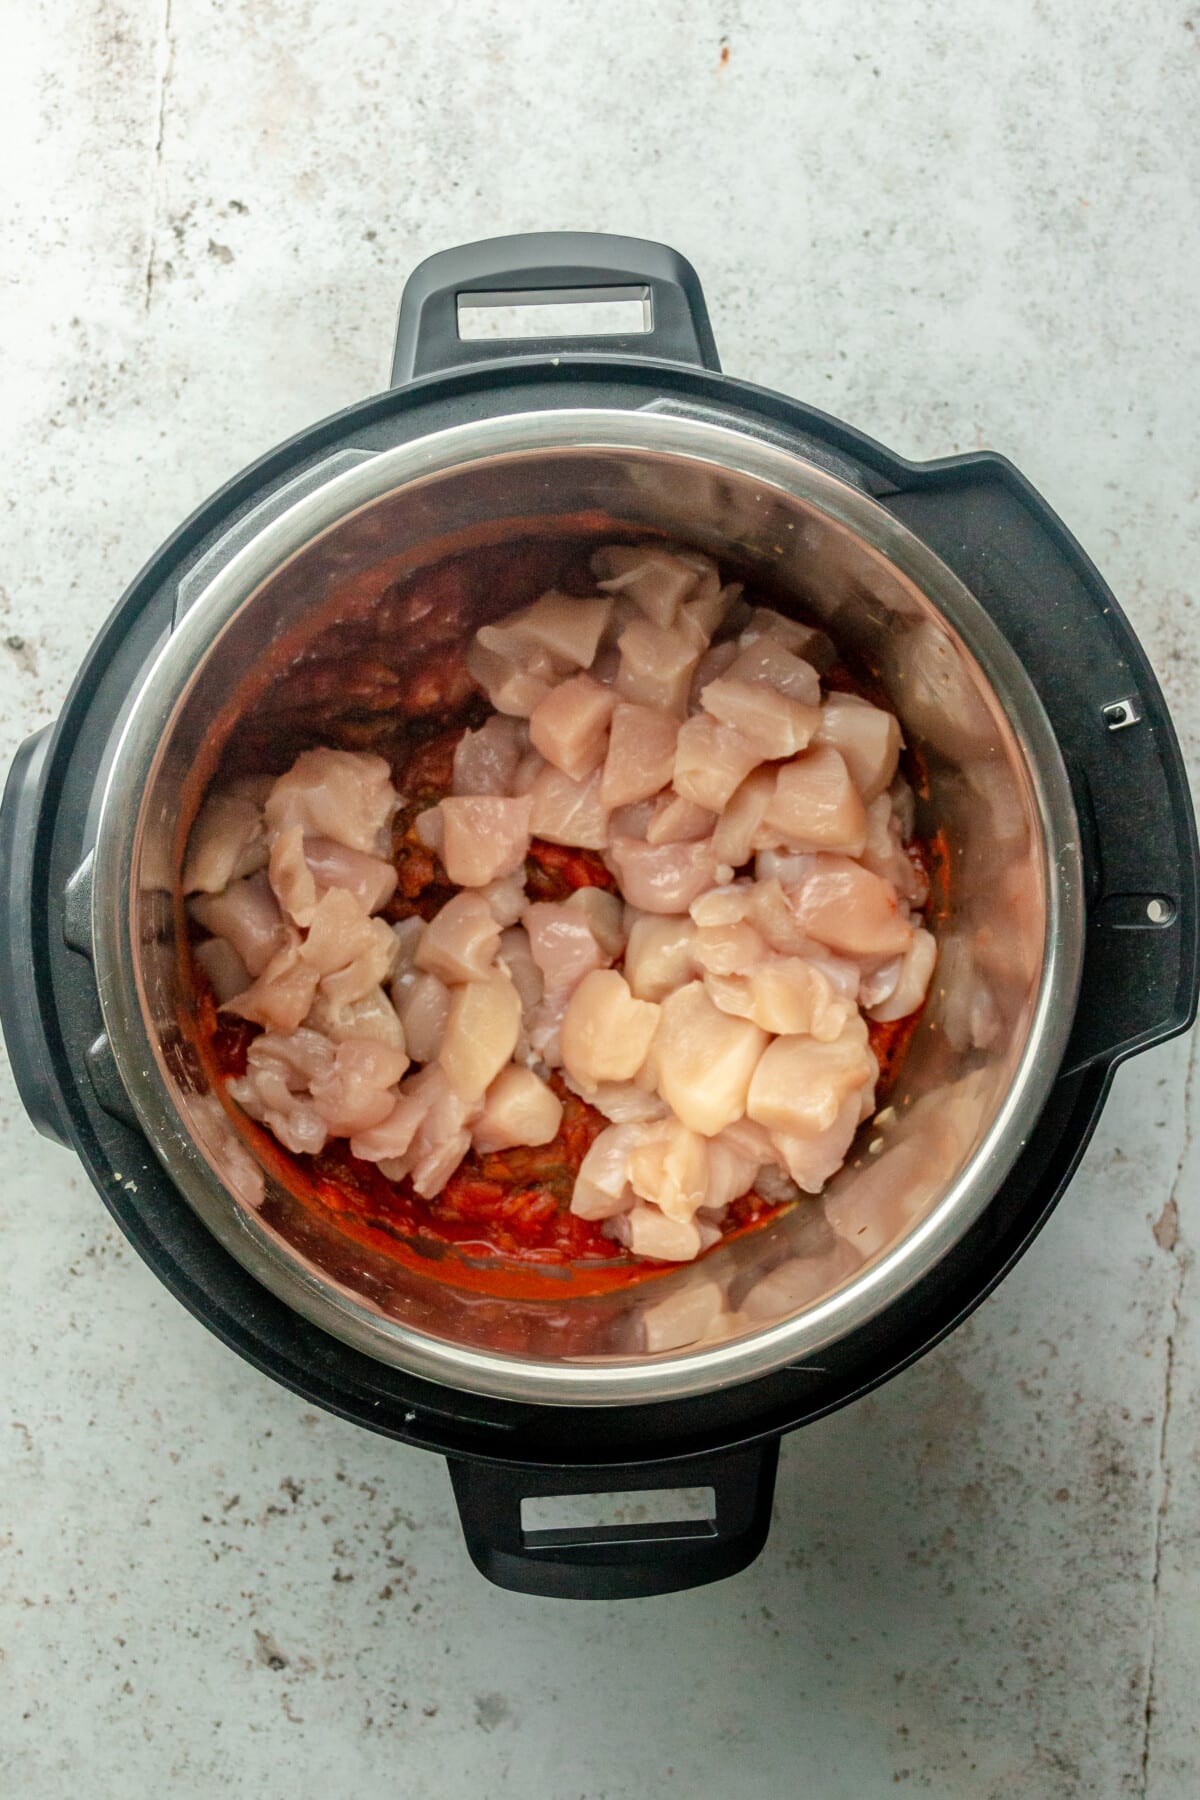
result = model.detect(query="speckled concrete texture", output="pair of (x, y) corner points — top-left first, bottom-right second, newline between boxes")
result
(1, 3), (1197, 1795)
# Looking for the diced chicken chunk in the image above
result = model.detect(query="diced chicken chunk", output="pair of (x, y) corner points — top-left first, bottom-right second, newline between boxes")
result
(305, 984), (406, 1049)
(439, 795), (532, 886)
(644, 794), (714, 846)
(816, 693), (902, 802)
(628, 1117), (710, 1221)
(650, 981), (767, 1136)
(560, 970), (661, 1088)
(349, 1093), (427, 1164)
(466, 635), (553, 718)
(747, 1018), (876, 1138)
(570, 1122), (641, 1220)
(268, 824), (318, 926)
(593, 546), (707, 628)
(183, 792), (267, 895)
(529, 674), (616, 781)
(704, 956), (854, 1041)
(452, 714), (527, 797)
(507, 589), (613, 668)
(771, 1094), (863, 1194)
(609, 1205), (703, 1262)
(303, 837), (398, 914)
(309, 1037), (410, 1134)
(299, 889), (399, 1005)
(438, 965), (522, 1103)
(527, 764), (609, 849)
(607, 835), (717, 915)
(193, 935), (251, 1005)
(228, 1029), (333, 1156)
(600, 703), (680, 808)
(866, 926), (937, 1022)
(615, 618), (700, 717)
(264, 749), (396, 855)
(624, 914), (697, 1002)
(739, 607), (835, 673)
(379, 1065), (473, 1197)
(189, 871), (289, 977)
(788, 855), (914, 958)
(524, 896), (613, 998)
(415, 892), (501, 983)
(726, 638), (823, 706)
(674, 713), (764, 814)
(390, 969), (452, 1063)
(763, 747), (868, 855)
(712, 767), (776, 868)
(699, 676), (820, 759)
(224, 936), (318, 1034)
(497, 925), (544, 1014)
(472, 1065), (563, 1154)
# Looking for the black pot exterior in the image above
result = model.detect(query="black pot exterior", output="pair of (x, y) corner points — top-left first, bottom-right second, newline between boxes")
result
(2, 235), (1196, 1598)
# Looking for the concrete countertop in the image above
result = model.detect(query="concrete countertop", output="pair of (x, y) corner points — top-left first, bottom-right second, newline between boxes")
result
(2, 3), (1196, 1794)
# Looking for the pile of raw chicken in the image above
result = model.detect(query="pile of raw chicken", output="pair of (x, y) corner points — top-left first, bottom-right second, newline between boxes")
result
(184, 546), (936, 1263)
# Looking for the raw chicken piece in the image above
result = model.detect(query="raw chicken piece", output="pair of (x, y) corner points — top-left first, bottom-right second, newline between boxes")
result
(438, 795), (532, 886)
(688, 644), (740, 716)
(264, 749), (396, 856)
(570, 1123), (642, 1219)
(303, 837), (397, 914)
(564, 887), (626, 959)
(712, 768), (776, 868)
(451, 714), (527, 797)
(704, 956), (855, 1042)
(438, 965), (522, 1103)
(189, 870), (289, 977)
(391, 914), (424, 970)
(560, 1073), (668, 1124)
(471, 1065), (563, 1154)
(497, 925), (544, 1014)
(679, 581), (742, 649)
(754, 848), (817, 885)
(815, 693), (902, 802)
(866, 926), (937, 1022)
(268, 825), (318, 926)
(224, 936), (319, 1034)
(600, 703), (679, 808)
(608, 1205), (703, 1262)
(414, 806), (444, 853)
(183, 792), (267, 894)
(764, 747), (868, 855)
(466, 634), (553, 718)
(414, 892), (500, 983)
(607, 835), (718, 915)
(738, 607), (836, 674)
(560, 970), (661, 1088)
(859, 794), (929, 908)
(527, 763), (609, 850)
(747, 1017), (876, 1138)
(524, 989), (570, 1069)
(704, 1125), (765, 1210)
(528, 674), (616, 781)
(674, 714), (764, 813)
(524, 896), (613, 999)
(390, 969), (452, 1062)
(628, 1117), (710, 1222)
(624, 914), (698, 1001)
(593, 546), (707, 628)
(640, 1279), (729, 1353)
(614, 618), (701, 717)
(228, 1029), (333, 1156)
(609, 799), (658, 839)
(689, 883), (755, 927)
(692, 918), (768, 977)
(771, 1094), (863, 1193)
(699, 676), (820, 759)
(506, 589), (612, 668)
(305, 984), (406, 1049)
(788, 855), (914, 958)
(378, 1065), (473, 1197)
(300, 890), (399, 1006)
(193, 936), (250, 1005)
(479, 871), (528, 928)
(309, 1038), (410, 1135)
(650, 981), (767, 1136)
(349, 1093), (427, 1164)
(644, 794), (714, 846)
(725, 638), (823, 706)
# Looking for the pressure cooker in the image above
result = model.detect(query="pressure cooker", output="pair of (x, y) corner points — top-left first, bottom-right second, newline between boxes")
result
(2, 234), (1195, 1598)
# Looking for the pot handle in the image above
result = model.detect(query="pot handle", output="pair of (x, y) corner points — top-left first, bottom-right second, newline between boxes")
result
(446, 1440), (778, 1600)
(0, 726), (70, 1145)
(391, 231), (721, 383)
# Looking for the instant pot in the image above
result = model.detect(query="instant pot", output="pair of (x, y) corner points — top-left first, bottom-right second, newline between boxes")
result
(2, 234), (1196, 1598)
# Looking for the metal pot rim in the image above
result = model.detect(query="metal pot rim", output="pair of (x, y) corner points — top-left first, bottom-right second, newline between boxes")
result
(91, 407), (1085, 1405)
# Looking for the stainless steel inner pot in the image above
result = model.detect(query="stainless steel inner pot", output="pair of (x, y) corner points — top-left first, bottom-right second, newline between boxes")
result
(90, 409), (1084, 1405)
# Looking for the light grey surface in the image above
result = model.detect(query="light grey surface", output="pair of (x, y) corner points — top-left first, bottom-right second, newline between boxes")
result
(0, 1), (1195, 1794)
